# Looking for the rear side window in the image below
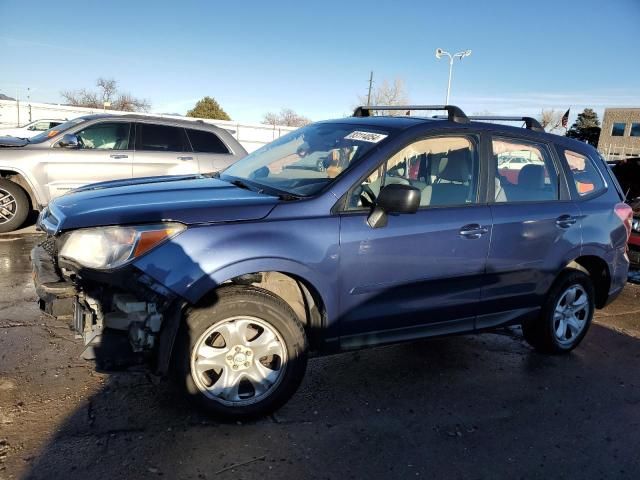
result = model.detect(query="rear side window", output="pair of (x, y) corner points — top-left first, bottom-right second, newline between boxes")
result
(564, 150), (606, 197)
(493, 138), (559, 202)
(186, 129), (229, 154)
(136, 124), (190, 152)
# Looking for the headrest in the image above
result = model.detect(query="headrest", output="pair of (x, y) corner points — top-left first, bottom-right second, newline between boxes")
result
(438, 148), (471, 182)
(518, 164), (545, 189)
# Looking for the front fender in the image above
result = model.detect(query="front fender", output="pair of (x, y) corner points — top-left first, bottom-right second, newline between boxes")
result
(133, 217), (341, 325)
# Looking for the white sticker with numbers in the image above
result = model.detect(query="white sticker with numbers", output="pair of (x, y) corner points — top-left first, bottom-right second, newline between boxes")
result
(344, 131), (388, 143)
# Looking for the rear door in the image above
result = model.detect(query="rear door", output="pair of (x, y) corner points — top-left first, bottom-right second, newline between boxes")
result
(45, 120), (133, 199)
(478, 134), (581, 328)
(133, 122), (199, 177)
(337, 132), (492, 346)
(185, 127), (237, 173)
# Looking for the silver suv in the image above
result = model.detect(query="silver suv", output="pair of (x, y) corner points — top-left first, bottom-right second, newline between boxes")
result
(0, 114), (247, 232)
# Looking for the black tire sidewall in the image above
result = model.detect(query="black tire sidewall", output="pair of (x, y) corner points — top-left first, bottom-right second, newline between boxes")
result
(540, 270), (595, 353)
(174, 286), (308, 419)
(0, 179), (30, 233)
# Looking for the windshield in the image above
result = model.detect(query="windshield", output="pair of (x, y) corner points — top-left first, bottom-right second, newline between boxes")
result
(220, 123), (389, 196)
(29, 118), (86, 143)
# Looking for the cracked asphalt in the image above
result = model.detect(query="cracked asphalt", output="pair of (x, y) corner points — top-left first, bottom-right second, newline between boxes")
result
(1, 231), (639, 479)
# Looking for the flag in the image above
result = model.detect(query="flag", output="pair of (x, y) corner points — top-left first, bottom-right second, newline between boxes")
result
(561, 109), (570, 128)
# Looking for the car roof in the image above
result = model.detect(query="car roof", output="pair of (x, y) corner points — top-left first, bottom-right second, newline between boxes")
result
(320, 114), (597, 155)
(72, 113), (229, 131)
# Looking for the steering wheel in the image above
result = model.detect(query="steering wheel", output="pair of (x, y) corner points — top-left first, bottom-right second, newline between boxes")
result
(358, 184), (377, 208)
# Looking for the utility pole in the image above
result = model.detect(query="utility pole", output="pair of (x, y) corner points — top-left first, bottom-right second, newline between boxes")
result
(366, 71), (374, 106)
(27, 87), (32, 122)
(16, 87), (20, 127)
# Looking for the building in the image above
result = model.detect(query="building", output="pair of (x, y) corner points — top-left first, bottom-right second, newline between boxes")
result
(598, 108), (640, 161)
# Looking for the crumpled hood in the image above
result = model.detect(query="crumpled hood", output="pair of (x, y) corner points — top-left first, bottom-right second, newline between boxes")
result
(40, 175), (279, 233)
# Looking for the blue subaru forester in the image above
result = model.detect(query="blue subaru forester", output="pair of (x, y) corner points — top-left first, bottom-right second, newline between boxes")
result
(32, 106), (632, 418)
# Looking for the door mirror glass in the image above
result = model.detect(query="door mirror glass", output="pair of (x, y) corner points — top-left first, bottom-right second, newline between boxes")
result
(57, 134), (80, 149)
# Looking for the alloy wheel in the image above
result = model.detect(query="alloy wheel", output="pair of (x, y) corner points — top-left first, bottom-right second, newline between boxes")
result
(553, 284), (590, 345)
(0, 188), (17, 225)
(190, 316), (287, 406)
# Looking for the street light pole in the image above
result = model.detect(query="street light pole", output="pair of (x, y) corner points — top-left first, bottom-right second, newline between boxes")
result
(435, 48), (472, 104)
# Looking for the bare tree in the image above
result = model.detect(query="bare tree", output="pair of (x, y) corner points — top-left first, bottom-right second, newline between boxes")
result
(61, 78), (150, 112)
(262, 108), (311, 127)
(538, 109), (563, 132)
(357, 77), (410, 116)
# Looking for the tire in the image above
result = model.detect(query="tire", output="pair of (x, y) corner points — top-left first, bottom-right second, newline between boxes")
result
(0, 179), (30, 233)
(522, 270), (595, 354)
(173, 286), (308, 419)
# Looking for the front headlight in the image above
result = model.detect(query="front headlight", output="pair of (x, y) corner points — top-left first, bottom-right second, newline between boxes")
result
(632, 218), (640, 233)
(59, 223), (185, 270)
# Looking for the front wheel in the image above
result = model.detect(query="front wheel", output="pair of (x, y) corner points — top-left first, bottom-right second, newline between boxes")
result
(0, 179), (30, 233)
(522, 270), (595, 354)
(174, 286), (308, 419)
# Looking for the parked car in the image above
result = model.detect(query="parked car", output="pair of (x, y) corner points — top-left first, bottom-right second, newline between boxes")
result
(32, 105), (631, 418)
(609, 157), (640, 266)
(0, 114), (247, 232)
(0, 119), (66, 139)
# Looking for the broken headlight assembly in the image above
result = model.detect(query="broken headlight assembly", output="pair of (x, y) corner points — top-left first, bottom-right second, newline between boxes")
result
(59, 223), (185, 270)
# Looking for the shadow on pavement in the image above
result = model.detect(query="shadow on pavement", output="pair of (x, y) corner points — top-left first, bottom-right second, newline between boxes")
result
(21, 323), (640, 479)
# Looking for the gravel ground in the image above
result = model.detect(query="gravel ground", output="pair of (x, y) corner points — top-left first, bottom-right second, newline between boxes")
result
(1, 233), (639, 480)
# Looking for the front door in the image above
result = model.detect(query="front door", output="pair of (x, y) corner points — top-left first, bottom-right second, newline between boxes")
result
(45, 121), (133, 199)
(133, 122), (200, 177)
(337, 133), (491, 348)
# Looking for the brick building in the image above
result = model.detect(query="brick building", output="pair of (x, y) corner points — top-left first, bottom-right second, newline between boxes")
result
(598, 108), (640, 160)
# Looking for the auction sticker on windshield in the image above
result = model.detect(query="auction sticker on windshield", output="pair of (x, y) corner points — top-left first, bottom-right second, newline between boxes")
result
(345, 131), (388, 143)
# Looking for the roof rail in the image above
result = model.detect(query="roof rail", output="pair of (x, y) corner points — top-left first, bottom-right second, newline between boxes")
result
(466, 116), (545, 133)
(353, 105), (469, 124)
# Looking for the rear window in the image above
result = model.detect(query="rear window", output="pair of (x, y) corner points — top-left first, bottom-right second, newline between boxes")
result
(136, 124), (190, 152)
(186, 129), (229, 154)
(564, 150), (606, 197)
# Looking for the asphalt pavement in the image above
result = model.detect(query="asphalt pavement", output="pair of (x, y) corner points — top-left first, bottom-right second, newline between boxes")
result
(0, 232), (639, 480)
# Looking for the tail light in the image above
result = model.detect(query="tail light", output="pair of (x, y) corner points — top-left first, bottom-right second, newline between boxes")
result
(614, 202), (633, 240)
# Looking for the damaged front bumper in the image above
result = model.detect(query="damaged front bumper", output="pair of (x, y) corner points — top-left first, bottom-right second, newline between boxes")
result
(31, 240), (182, 373)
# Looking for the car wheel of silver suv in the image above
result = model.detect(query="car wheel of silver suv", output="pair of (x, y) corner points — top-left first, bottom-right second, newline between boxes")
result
(522, 270), (595, 354)
(174, 286), (308, 419)
(0, 179), (30, 233)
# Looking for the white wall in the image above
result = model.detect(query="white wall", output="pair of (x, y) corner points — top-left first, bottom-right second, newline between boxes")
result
(0, 99), (297, 152)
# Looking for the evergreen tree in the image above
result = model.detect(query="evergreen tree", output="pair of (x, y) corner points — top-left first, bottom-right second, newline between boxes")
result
(186, 97), (231, 120)
(566, 108), (601, 146)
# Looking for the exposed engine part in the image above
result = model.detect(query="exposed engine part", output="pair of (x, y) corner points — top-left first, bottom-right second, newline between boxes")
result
(102, 293), (163, 352)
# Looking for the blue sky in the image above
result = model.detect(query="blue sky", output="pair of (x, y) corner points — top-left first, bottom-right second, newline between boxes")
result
(1, 0), (639, 124)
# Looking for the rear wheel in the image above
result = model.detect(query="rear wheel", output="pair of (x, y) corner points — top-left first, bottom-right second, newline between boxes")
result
(0, 179), (29, 233)
(522, 270), (594, 353)
(174, 286), (308, 419)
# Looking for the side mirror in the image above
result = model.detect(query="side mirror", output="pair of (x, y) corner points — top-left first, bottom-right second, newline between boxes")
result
(367, 183), (420, 228)
(58, 134), (79, 149)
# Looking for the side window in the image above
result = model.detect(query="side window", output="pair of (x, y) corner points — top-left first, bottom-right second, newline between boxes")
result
(137, 124), (190, 152)
(564, 150), (605, 197)
(74, 122), (131, 150)
(186, 129), (229, 154)
(348, 136), (478, 210)
(493, 138), (559, 202)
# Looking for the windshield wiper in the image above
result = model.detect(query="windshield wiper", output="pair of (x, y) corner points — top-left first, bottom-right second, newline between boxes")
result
(277, 193), (301, 201)
(230, 179), (254, 191)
